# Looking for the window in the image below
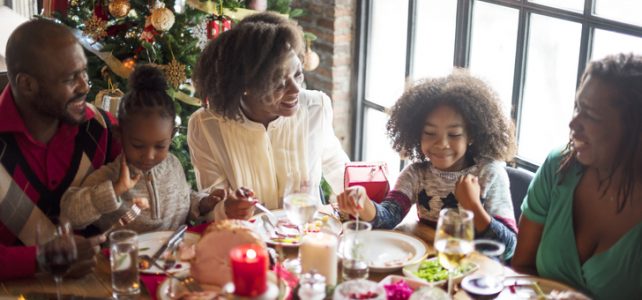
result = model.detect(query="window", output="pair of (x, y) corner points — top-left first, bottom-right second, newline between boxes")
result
(354, 0), (642, 175)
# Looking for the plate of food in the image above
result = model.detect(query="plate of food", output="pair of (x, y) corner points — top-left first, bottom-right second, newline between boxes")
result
(138, 231), (200, 275)
(157, 270), (283, 300)
(402, 257), (478, 287)
(252, 209), (342, 247)
(340, 230), (429, 272)
(496, 276), (589, 299)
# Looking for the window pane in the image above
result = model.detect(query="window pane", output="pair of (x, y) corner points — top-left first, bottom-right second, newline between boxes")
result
(365, 1), (408, 108)
(529, 0), (583, 12)
(469, 2), (519, 118)
(519, 14), (581, 164)
(363, 108), (401, 183)
(412, 0), (457, 80)
(595, 0), (642, 27)
(592, 29), (642, 61)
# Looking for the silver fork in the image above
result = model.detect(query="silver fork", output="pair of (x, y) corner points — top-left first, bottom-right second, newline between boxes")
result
(118, 204), (142, 226)
(150, 259), (203, 292)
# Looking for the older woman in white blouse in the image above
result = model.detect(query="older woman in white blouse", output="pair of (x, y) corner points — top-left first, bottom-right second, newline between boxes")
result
(188, 12), (349, 220)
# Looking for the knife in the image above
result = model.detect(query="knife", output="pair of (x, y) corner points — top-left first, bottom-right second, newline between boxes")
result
(149, 224), (187, 264)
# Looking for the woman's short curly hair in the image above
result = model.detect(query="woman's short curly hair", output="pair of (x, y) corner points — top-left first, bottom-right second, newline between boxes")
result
(386, 69), (516, 163)
(194, 12), (304, 120)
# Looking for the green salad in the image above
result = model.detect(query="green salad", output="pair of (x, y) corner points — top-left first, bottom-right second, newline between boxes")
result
(414, 259), (475, 282)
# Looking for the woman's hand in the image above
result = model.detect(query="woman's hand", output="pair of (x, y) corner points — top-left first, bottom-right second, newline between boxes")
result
(114, 156), (141, 197)
(337, 186), (376, 221)
(455, 174), (491, 231)
(198, 189), (227, 215)
(224, 187), (256, 220)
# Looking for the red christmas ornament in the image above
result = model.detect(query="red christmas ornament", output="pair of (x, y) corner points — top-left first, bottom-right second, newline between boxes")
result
(207, 15), (232, 40)
(93, 2), (109, 21)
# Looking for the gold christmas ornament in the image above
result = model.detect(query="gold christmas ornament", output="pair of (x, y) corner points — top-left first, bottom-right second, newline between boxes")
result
(164, 58), (187, 88)
(303, 48), (320, 71)
(70, 0), (80, 6)
(83, 14), (108, 40)
(150, 2), (176, 31)
(108, 0), (131, 18)
(122, 57), (137, 72)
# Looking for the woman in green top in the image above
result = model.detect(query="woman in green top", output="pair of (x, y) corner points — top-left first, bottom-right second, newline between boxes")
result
(512, 53), (642, 299)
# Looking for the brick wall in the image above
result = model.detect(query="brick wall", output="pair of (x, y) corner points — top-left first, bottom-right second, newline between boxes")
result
(292, 0), (357, 157)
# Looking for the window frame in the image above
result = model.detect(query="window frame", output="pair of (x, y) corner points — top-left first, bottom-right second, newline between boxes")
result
(352, 0), (642, 172)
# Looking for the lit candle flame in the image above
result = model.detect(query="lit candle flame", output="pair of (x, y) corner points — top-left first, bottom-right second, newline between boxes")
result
(246, 249), (257, 259)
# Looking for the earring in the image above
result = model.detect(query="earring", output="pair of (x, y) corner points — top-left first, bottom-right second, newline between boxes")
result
(243, 91), (248, 96)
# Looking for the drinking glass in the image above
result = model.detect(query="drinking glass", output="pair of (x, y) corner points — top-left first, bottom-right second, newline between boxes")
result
(36, 217), (78, 300)
(434, 208), (474, 297)
(282, 185), (321, 274)
(109, 229), (140, 299)
(461, 239), (506, 298)
(339, 220), (372, 280)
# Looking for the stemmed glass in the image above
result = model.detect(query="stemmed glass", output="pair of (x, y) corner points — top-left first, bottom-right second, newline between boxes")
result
(434, 208), (474, 297)
(36, 217), (78, 300)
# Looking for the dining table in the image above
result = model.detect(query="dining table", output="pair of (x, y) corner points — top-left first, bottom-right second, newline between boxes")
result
(0, 206), (513, 300)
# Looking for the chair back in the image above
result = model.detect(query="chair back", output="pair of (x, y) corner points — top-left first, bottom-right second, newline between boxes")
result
(505, 166), (534, 221)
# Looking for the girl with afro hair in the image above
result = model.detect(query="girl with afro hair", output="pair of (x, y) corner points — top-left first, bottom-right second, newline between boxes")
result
(338, 69), (518, 259)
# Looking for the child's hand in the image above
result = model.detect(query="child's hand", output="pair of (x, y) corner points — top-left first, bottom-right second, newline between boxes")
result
(454, 174), (482, 211)
(199, 189), (227, 215)
(337, 186), (376, 221)
(455, 174), (492, 231)
(114, 156), (141, 196)
(132, 197), (150, 209)
(224, 187), (256, 220)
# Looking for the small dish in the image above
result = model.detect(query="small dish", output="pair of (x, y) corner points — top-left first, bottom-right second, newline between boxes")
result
(138, 231), (200, 275)
(402, 257), (479, 287)
(253, 209), (342, 247)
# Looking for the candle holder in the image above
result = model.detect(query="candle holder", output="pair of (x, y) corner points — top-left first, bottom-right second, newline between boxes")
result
(222, 281), (279, 300)
(229, 244), (269, 297)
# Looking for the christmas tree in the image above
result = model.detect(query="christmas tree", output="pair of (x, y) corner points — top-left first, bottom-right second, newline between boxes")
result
(52, 0), (304, 188)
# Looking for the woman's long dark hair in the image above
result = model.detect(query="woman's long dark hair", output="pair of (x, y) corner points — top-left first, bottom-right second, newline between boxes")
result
(559, 53), (642, 212)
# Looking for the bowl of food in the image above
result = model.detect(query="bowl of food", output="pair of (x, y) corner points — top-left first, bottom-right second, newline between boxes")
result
(334, 279), (387, 300)
(402, 257), (478, 287)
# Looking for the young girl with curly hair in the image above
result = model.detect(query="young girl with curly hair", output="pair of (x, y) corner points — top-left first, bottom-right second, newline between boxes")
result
(338, 70), (518, 258)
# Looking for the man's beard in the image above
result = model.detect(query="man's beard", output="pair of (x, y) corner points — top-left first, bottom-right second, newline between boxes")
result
(35, 91), (87, 125)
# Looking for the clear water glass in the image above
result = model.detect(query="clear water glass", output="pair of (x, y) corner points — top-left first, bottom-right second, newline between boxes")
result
(109, 229), (140, 299)
(339, 220), (372, 281)
(282, 189), (320, 275)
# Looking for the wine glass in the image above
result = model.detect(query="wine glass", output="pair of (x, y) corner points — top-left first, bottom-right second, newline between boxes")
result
(36, 217), (78, 300)
(434, 208), (474, 297)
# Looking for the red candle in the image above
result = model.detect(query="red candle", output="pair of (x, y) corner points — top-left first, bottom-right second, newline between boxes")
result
(229, 244), (268, 297)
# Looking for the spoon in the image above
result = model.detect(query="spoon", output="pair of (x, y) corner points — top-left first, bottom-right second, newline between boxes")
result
(255, 202), (278, 226)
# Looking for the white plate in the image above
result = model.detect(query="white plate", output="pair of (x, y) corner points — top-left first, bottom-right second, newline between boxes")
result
(157, 271), (282, 300)
(138, 231), (200, 275)
(496, 276), (586, 299)
(346, 230), (429, 272)
(252, 209), (342, 247)
(402, 257), (479, 287)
